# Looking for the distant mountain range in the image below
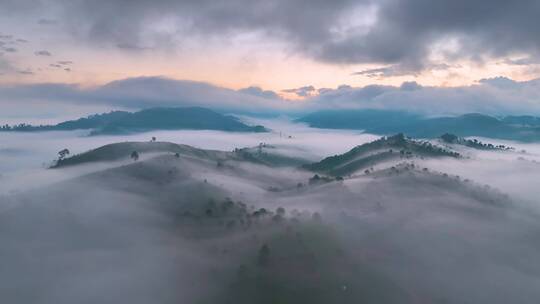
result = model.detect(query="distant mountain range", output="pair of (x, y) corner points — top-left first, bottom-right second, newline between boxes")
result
(297, 109), (540, 141)
(4, 106), (540, 141)
(0, 107), (267, 135)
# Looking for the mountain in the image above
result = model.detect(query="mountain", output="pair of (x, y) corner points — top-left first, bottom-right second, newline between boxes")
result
(304, 133), (460, 176)
(297, 110), (540, 141)
(502, 115), (540, 127)
(0, 107), (267, 134)
(295, 109), (421, 131)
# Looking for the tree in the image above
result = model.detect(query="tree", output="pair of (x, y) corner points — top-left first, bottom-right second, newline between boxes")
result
(130, 151), (139, 161)
(58, 148), (70, 160)
(257, 244), (270, 266)
(441, 133), (458, 143)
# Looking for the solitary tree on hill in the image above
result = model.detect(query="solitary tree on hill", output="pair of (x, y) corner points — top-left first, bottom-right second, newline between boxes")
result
(257, 244), (270, 267)
(58, 148), (70, 161)
(130, 151), (139, 161)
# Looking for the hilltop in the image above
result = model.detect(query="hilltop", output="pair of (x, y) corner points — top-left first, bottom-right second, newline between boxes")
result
(304, 133), (460, 176)
(439, 133), (514, 150)
(52, 141), (309, 169)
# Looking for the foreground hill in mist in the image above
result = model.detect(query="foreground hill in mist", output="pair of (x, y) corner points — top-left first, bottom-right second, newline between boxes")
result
(298, 109), (540, 141)
(2, 137), (540, 304)
(52, 141), (311, 169)
(304, 133), (460, 176)
(0, 107), (267, 135)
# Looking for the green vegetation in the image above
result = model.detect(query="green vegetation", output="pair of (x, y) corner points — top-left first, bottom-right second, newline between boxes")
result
(304, 133), (460, 176)
(440, 133), (514, 150)
(0, 107), (267, 135)
(298, 110), (540, 141)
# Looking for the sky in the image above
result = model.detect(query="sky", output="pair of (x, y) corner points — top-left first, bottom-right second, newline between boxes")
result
(1, 0), (540, 120)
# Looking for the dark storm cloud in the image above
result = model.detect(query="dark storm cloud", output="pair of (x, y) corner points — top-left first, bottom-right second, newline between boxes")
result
(9, 0), (533, 73)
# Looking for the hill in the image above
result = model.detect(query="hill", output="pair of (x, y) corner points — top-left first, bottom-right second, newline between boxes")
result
(4, 138), (540, 304)
(297, 110), (540, 141)
(0, 107), (267, 134)
(51, 141), (309, 169)
(303, 133), (460, 176)
(439, 133), (514, 150)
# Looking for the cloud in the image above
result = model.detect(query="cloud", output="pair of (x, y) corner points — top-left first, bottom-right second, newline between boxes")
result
(116, 43), (152, 51)
(399, 81), (422, 91)
(35, 50), (52, 56)
(282, 85), (317, 97)
(504, 57), (540, 66)
(2, 47), (17, 53)
(3, 0), (539, 73)
(238, 86), (280, 99)
(353, 63), (458, 78)
(0, 57), (15, 74)
(0, 76), (291, 116)
(37, 18), (58, 25)
(310, 77), (540, 115)
(17, 69), (34, 75)
(2, 75), (540, 117)
(352, 65), (419, 78)
(478, 76), (518, 89)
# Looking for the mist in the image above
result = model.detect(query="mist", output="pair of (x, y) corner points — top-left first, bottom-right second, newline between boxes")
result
(1, 118), (540, 303)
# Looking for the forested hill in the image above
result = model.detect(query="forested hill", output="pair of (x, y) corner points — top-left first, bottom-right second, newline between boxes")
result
(0, 107), (267, 135)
